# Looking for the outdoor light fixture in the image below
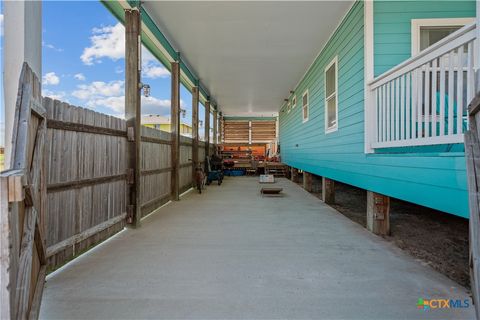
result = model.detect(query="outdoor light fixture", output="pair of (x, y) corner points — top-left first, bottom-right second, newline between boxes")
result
(139, 83), (151, 97)
(180, 108), (186, 118)
(199, 120), (204, 127)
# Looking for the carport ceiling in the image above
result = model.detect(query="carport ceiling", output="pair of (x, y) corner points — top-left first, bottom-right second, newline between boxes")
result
(143, 1), (354, 116)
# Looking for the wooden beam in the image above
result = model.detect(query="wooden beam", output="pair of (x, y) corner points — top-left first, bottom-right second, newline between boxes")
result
(213, 110), (218, 147)
(322, 177), (335, 204)
(171, 61), (181, 201)
(205, 100), (210, 157)
(192, 86), (199, 185)
(367, 191), (390, 236)
(219, 114), (223, 144)
(125, 8), (141, 227)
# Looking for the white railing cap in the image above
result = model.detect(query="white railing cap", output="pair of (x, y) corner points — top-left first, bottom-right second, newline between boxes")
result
(369, 23), (476, 89)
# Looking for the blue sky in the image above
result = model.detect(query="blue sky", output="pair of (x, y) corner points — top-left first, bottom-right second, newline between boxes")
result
(0, 1), (214, 146)
(42, 1), (211, 138)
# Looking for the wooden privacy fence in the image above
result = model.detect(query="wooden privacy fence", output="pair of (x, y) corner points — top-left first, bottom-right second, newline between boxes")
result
(1, 63), (47, 320)
(44, 98), (128, 269)
(466, 92), (480, 320)
(1, 65), (216, 320)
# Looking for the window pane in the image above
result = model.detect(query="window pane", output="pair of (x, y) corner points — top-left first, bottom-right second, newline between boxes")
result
(303, 106), (308, 120)
(420, 26), (462, 51)
(327, 96), (337, 129)
(326, 64), (336, 97)
(303, 93), (308, 107)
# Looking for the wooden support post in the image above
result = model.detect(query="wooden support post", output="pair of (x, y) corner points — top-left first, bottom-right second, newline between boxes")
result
(290, 167), (299, 183)
(171, 61), (181, 201)
(367, 191), (390, 236)
(219, 114), (223, 144)
(303, 172), (313, 192)
(213, 110), (218, 149)
(192, 86), (199, 186)
(125, 8), (141, 227)
(205, 100), (210, 157)
(322, 177), (335, 204)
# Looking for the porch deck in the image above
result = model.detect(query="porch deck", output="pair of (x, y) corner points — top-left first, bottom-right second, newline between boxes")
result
(40, 177), (472, 319)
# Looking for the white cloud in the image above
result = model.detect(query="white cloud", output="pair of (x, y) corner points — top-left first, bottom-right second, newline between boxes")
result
(74, 73), (86, 81)
(72, 80), (124, 100)
(43, 89), (67, 101)
(0, 14), (4, 36)
(85, 95), (171, 116)
(42, 72), (60, 86)
(81, 23), (125, 65)
(43, 42), (64, 52)
(142, 62), (169, 79)
(81, 22), (170, 79)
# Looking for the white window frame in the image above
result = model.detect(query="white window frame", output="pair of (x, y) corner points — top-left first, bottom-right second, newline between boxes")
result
(411, 17), (474, 55)
(292, 95), (296, 109)
(324, 56), (338, 133)
(287, 101), (291, 113)
(302, 89), (309, 123)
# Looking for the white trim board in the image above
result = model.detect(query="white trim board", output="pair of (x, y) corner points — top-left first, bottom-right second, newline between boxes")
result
(324, 56), (339, 134)
(411, 17), (475, 55)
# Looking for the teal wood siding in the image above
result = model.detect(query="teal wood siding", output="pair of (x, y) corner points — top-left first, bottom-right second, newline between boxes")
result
(279, 1), (469, 218)
(374, 0), (476, 76)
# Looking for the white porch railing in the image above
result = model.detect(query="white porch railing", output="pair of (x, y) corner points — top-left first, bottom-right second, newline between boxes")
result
(369, 23), (477, 149)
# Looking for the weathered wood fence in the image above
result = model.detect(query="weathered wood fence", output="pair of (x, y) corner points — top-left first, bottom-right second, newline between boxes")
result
(44, 98), (129, 269)
(466, 92), (480, 320)
(1, 63), (216, 319)
(42, 99), (209, 269)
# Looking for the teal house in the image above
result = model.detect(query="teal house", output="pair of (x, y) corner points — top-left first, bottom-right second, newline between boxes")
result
(279, 0), (477, 218)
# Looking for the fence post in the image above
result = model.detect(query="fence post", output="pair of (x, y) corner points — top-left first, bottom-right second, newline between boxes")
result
(192, 86), (199, 187)
(171, 61), (181, 201)
(125, 8), (141, 227)
(205, 100), (211, 157)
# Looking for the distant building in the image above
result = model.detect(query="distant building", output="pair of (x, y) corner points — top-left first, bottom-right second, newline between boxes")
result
(142, 115), (193, 137)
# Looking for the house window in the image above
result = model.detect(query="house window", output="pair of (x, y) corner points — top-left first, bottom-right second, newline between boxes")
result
(302, 90), (309, 122)
(325, 57), (338, 133)
(287, 101), (291, 113)
(411, 18), (474, 54)
(292, 95), (296, 109)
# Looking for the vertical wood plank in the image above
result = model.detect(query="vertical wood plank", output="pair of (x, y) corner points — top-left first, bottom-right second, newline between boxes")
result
(171, 61), (181, 201)
(448, 50), (455, 135)
(406, 73), (411, 140)
(457, 46), (464, 135)
(125, 8), (141, 226)
(192, 86), (199, 186)
(424, 62), (431, 137)
(204, 100), (210, 158)
(440, 55), (446, 136)
(431, 58), (438, 137)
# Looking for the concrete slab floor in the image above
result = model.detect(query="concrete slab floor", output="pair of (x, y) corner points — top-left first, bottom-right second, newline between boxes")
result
(40, 177), (474, 319)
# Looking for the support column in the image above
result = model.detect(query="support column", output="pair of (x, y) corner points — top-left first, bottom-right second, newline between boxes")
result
(290, 167), (299, 183)
(219, 113), (223, 144)
(192, 86), (199, 186)
(303, 172), (313, 192)
(367, 191), (390, 236)
(205, 100), (211, 157)
(125, 8), (141, 227)
(171, 61), (181, 201)
(322, 177), (335, 204)
(213, 109), (218, 149)
(4, 0), (42, 168)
